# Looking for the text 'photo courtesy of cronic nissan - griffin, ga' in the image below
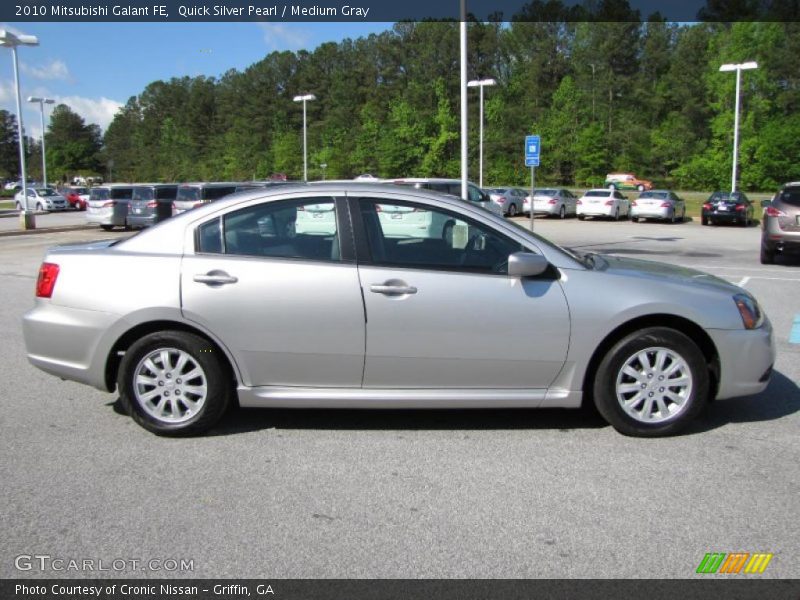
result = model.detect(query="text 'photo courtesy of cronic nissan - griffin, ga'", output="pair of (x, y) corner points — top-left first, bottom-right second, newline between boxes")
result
(22, 183), (775, 438)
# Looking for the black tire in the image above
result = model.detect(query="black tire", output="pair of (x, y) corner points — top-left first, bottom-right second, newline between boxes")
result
(592, 327), (709, 437)
(118, 331), (233, 436)
(36, 202), (44, 212)
(578, 214), (586, 221)
(760, 245), (775, 265)
(613, 208), (620, 221)
(507, 203), (518, 217)
(558, 205), (566, 219)
(670, 210), (676, 224)
(631, 217), (639, 223)
(701, 216), (708, 226)
(608, 184), (616, 190)
(15, 201), (22, 211)
(100, 224), (114, 231)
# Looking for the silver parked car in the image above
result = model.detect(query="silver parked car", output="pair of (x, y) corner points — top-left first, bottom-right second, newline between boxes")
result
(486, 187), (527, 217)
(23, 184), (774, 437)
(14, 187), (68, 212)
(631, 190), (686, 223)
(524, 188), (578, 219)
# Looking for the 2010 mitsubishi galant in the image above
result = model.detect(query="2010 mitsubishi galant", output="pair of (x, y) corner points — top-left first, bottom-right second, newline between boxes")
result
(23, 183), (775, 437)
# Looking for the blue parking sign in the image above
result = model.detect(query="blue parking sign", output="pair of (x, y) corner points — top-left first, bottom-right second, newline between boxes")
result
(525, 135), (540, 167)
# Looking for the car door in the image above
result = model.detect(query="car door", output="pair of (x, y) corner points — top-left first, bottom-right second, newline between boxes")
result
(351, 193), (570, 390)
(181, 195), (366, 388)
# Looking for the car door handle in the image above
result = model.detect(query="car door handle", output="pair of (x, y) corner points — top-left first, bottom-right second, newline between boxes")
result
(370, 283), (417, 295)
(193, 272), (238, 285)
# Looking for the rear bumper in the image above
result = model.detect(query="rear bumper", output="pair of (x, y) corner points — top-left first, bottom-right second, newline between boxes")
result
(23, 302), (121, 392)
(127, 214), (157, 228)
(631, 207), (671, 220)
(86, 209), (113, 226)
(708, 319), (775, 400)
(763, 218), (800, 250)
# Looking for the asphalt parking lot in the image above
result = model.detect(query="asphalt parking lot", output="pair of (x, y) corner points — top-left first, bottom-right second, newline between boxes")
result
(0, 214), (797, 579)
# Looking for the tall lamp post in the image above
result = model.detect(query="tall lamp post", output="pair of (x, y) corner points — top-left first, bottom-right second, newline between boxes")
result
(719, 61), (758, 192)
(467, 78), (496, 188)
(28, 96), (55, 188)
(0, 29), (39, 230)
(292, 94), (316, 181)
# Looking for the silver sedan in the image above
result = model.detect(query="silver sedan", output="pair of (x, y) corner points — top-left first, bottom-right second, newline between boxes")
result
(23, 183), (774, 437)
(631, 190), (686, 223)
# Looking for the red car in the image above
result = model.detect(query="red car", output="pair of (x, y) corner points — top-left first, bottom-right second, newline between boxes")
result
(64, 187), (89, 210)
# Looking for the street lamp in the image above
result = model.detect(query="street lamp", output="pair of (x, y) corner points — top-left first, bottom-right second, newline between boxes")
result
(292, 93), (316, 181)
(28, 96), (55, 188)
(0, 29), (39, 229)
(719, 61), (758, 192)
(467, 78), (496, 188)
(320, 163), (327, 180)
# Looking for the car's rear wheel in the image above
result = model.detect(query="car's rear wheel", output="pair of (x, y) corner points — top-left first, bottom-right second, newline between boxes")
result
(631, 216), (639, 223)
(613, 208), (620, 221)
(637, 184), (645, 192)
(760, 244), (775, 264)
(608, 184), (616, 190)
(118, 331), (232, 436)
(558, 205), (566, 219)
(578, 214), (586, 221)
(507, 204), (518, 217)
(100, 225), (114, 231)
(701, 216), (708, 226)
(593, 327), (709, 437)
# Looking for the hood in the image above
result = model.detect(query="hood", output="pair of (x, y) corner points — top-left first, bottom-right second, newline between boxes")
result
(599, 254), (741, 295)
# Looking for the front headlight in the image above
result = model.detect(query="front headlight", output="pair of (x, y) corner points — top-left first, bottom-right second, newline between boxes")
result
(734, 293), (764, 329)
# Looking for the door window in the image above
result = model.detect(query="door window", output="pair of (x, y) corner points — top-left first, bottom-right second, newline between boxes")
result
(197, 198), (340, 262)
(359, 199), (523, 274)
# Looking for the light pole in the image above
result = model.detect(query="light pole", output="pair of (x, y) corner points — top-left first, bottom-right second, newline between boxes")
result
(459, 0), (468, 200)
(467, 78), (496, 188)
(320, 163), (327, 180)
(292, 94), (316, 181)
(28, 96), (55, 188)
(589, 63), (596, 122)
(0, 29), (39, 230)
(719, 61), (758, 192)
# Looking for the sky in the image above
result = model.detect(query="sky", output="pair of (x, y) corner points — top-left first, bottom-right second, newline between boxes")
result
(0, 21), (393, 139)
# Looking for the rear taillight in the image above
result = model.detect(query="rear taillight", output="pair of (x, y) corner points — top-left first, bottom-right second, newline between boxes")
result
(146, 200), (158, 208)
(631, 201), (638, 206)
(735, 205), (746, 211)
(661, 202), (671, 208)
(702, 203), (712, 210)
(193, 201), (204, 208)
(548, 199), (557, 204)
(496, 197), (506, 204)
(36, 263), (59, 298)
(577, 199), (582, 205)
(605, 200), (614, 206)
(102, 201), (114, 208)
(765, 206), (786, 217)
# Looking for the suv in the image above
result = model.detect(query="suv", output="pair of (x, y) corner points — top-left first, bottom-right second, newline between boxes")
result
(702, 191), (754, 227)
(761, 182), (800, 264)
(604, 173), (653, 192)
(86, 184), (135, 231)
(172, 182), (240, 216)
(389, 178), (504, 217)
(127, 184), (179, 229)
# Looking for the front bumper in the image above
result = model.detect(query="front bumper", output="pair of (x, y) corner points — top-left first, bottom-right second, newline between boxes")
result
(708, 318), (775, 400)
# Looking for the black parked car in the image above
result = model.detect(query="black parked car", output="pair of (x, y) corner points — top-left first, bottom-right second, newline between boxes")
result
(127, 184), (179, 229)
(701, 191), (754, 226)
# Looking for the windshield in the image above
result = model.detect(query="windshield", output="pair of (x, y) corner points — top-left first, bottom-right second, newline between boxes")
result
(36, 188), (58, 196)
(73, 187), (88, 194)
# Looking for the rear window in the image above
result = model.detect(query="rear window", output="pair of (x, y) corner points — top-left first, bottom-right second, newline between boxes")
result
(110, 187), (133, 200)
(585, 190), (611, 197)
(90, 188), (110, 201)
(204, 186), (237, 200)
(536, 189), (558, 195)
(639, 192), (667, 199)
(156, 187), (178, 200)
(780, 188), (800, 206)
(133, 187), (155, 201)
(177, 186), (201, 202)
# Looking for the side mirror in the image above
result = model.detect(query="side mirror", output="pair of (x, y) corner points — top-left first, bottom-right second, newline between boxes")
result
(508, 252), (549, 278)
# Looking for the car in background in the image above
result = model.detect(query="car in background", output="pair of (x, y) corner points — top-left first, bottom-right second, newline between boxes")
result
(761, 182), (800, 264)
(86, 185), (135, 231)
(5, 179), (35, 191)
(577, 189), (630, 221)
(127, 184), (179, 229)
(172, 182), (240, 216)
(389, 178), (504, 217)
(524, 188), (578, 219)
(14, 187), (68, 212)
(64, 186), (90, 211)
(604, 173), (653, 192)
(23, 182), (775, 438)
(486, 187), (527, 217)
(631, 190), (686, 223)
(702, 191), (754, 227)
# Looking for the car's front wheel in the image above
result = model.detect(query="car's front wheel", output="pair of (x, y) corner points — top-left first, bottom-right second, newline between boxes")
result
(593, 327), (709, 437)
(118, 331), (233, 436)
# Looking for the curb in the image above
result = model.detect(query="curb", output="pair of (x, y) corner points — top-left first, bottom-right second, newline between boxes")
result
(0, 224), (98, 238)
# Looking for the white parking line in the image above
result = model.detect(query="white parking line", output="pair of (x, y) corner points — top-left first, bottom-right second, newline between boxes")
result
(737, 276), (751, 287)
